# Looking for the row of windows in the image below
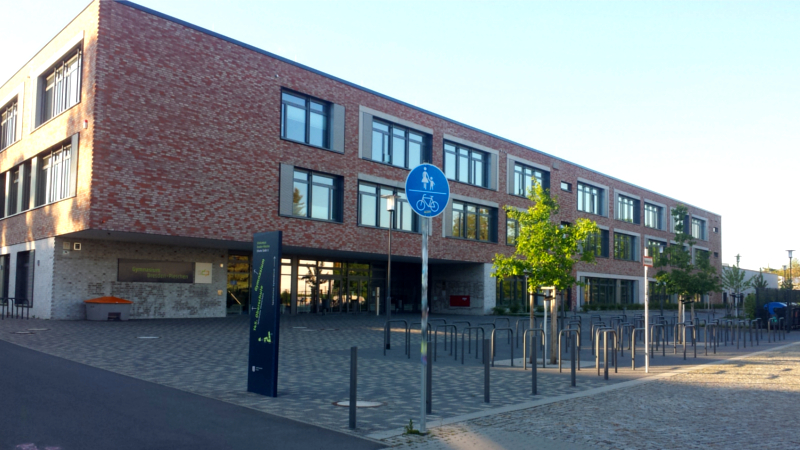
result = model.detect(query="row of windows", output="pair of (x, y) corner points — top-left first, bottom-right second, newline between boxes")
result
(288, 169), (708, 253)
(0, 139), (77, 219)
(281, 88), (712, 242)
(0, 46), (83, 153)
(575, 181), (709, 240)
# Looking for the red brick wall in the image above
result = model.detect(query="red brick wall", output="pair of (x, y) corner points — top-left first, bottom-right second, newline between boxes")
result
(0, 1), (98, 247)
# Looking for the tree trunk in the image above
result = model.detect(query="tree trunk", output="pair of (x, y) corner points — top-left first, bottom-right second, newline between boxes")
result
(549, 294), (559, 365)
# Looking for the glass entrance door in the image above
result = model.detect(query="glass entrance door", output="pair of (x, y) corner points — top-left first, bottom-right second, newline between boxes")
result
(348, 278), (369, 313)
(319, 276), (343, 313)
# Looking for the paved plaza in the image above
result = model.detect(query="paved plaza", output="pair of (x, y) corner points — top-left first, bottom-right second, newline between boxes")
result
(1, 312), (798, 448)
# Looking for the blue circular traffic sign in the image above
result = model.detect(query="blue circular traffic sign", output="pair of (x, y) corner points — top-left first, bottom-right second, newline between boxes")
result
(405, 164), (450, 218)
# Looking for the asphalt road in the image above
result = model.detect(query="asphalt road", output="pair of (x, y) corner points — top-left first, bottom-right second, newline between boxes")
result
(0, 340), (384, 450)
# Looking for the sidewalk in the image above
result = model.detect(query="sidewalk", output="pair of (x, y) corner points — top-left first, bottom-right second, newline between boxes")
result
(386, 342), (800, 449)
(0, 312), (796, 442)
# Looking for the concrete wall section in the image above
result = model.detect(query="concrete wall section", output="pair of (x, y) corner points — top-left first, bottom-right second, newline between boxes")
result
(1, 238), (55, 319)
(431, 263), (496, 315)
(51, 238), (228, 320)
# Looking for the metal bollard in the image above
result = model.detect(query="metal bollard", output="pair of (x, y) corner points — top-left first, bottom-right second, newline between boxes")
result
(532, 333), (538, 395)
(349, 346), (357, 429)
(571, 331), (577, 387)
(484, 338), (490, 403)
(426, 342), (432, 414)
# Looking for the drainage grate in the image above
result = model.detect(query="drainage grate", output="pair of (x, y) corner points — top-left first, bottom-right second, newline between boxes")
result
(137, 336), (160, 339)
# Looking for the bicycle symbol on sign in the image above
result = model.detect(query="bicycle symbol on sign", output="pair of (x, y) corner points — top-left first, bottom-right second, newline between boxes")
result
(416, 194), (439, 212)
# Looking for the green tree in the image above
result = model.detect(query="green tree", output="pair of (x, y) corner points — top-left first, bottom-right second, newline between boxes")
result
(721, 259), (754, 317)
(762, 258), (799, 290)
(750, 271), (769, 289)
(654, 205), (721, 323)
(493, 180), (598, 364)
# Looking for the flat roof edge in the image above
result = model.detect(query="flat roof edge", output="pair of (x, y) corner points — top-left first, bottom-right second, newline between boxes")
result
(113, 0), (719, 217)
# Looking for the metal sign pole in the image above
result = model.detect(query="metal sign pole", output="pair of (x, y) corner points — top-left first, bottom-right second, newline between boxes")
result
(404, 163), (449, 436)
(644, 250), (650, 374)
(420, 216), (428, 434)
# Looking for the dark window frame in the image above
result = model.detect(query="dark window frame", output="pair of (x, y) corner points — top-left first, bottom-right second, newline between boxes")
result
(35, 141), (74, 207)
(370, 119), (427, 170)
(584, 229), (609, 258)
(280, 90), (330, 149)
(616, 194), (639, 224)
(577, 182), (603, 215)
(512, 162), (549, 197)
(39, 47), (82, 126)
(691, 217), (706, 240)
(560, 181), (572, 192)
(614, 232), (636, 261)
(451, 200), (497, 243)
(444, 142), (489, 188)
(357, 181), (418, 233)
(506, 218), (519, 246)
(644, 203), (663, 230)
(1, 98), (18, 151)
(291, 168), (342, 223)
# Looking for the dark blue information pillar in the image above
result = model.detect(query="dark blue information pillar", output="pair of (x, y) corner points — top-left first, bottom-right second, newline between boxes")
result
(247, 231), (282, 397)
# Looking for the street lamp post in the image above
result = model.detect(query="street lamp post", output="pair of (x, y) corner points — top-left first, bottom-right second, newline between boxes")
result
(382, 194), (397, 349)
(784, 265), (788, 289)
(788, 250), (795, 291)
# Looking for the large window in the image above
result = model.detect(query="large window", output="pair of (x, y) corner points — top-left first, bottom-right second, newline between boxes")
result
(691, 217), (706, 240)
(371, 120), (424, 169)
(444, 142), (487, 187)
(644, 203), (663, 229)
(1, 99), (17, 150)
(452, 201), (496, 242)
(291, 169), (342, 222)
(614, 233), (635, 261)
(40, 48), (82, 125)
(583, 277), (636, 305)
(281, 91), (329, 148)
(36, 142), (74, 206)
(358, 183), (416, 232)
(506, 218), (519, 246)
(513, 163), (547, 196)
(583, 229), (609, 258)
(577, 182), (603, 215)
(617, 195), (639, 224)
(646, 239), (667, 263)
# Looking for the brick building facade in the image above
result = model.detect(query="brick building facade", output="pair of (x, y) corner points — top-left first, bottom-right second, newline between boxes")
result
(0, 0), (722, 320)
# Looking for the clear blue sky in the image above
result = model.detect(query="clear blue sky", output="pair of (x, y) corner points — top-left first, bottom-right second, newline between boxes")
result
(3, 1), (798, 272)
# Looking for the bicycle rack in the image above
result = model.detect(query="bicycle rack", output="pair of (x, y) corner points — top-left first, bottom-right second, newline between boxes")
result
(453, 320), (471, 330)
(673, 322), (688, 354)
(753, 318), (762, 342)
(461, 326), (485, 364)
(383, 320), (410, 358)
(596, 328), (618, 379)
(515, 318), (535, 349)
(590, 321), (607, 355)
(705, 322), (717, 355)
(753, 318), (761, 345)
(631, 327), (646, 370)
(491, 328), (514, 367)
(558, 328), (581, 372)
(523, 328), (546, 370)
(683, 324), (696, 360)
(434, 324), (457, 361)
(648, 323), (666, 357)
(737, 320), (748, 349)
(568, 320), (582, 347)
(618, 322), (633, 354)
(779, 317), (786, 340)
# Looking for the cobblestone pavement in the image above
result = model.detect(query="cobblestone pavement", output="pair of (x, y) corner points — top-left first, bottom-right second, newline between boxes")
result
(386, 343), (800, 449)
(0, 312), (796, 440)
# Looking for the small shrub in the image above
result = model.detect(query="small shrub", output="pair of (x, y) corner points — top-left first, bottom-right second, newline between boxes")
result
(404, 419), (421, 435)
(744, 293), (756, 319)
(492, 306), (507, 316)
(509, 303), (521, 314)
